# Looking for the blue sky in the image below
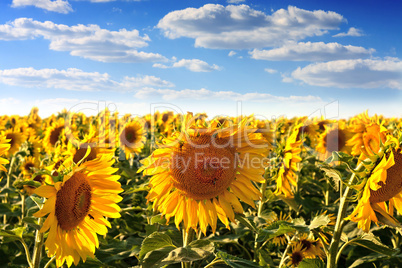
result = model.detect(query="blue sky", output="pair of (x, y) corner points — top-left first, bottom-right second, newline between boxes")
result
(0, 0), (401, 119)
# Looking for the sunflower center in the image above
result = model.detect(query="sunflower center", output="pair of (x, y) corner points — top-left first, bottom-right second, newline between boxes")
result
(300, 239), (312, 251)
(24, 162), (35, 172)
(6, 133), (15, 148)
(291, 251), (304, 266)
(325, 128), (346, 153)
(50, 127), (64, 146)
(170, 134), (237, 200)
(55, 172), (92, 231)
(370, 149), (402, 203)
(73, 146), (98, 164)
(121, 127), (137, 145)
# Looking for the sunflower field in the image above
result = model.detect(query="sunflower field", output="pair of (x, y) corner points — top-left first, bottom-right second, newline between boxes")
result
(1, 108), (402, 268)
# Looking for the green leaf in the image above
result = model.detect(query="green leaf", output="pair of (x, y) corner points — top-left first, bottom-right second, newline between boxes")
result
(257, 223), (295, 242)
(150, 215), (167, 225)
(309, 214), (331, 230)
(215, 250), (260, 268)
(30, 195), (45, 208)
(325, 151), (353, 164)
(139, 232), (176, 260)
(0, 203), (12, 215)
(141, 238), (214, 268)
(22, 217), (41, 230)
(298, 258), (325, 268)
(348, 252), (389, 268)
(350, 233), (398, 256)
(235, 214), (257, 232)
(320, 166), (341, 191)
(0, 227), (26, 242)
(208, 234), (241, 244)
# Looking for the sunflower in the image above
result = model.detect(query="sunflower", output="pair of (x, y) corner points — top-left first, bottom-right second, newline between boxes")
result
(21, 156), (39, 178)
(4, 127), (26, 156)
(295, 233), (325, 259)
(0, 133), (11, 174)
(274, 124), (303, 198)
(347, 111), (387, 158)
(43, 118), (67, 152)
(268, 212), (293, 246)
(316, 121), (352, 160)
(287, 243), (306, 267)
(346, 138), (402, 232)
(139, 113), (269, 234)
(119, 119), (145, 158)
(33, 149), (123, 267)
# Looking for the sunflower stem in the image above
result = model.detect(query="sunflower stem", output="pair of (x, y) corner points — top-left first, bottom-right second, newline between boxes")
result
(4, 155), (16, 224)
(279, 233), (297, 268)
(182, 228), (194, 268)
(254, 175), (268, 262)
(32, 217), (45, 268)
(20, 193), (26, 225)
(18, 237), (33, 268)
(327, 162), (364, 268)
(43, 256), (55, 268)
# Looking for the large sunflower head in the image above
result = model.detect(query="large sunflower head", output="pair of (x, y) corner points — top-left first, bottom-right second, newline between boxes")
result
(0, 133), (11, 174)
(346, 135), (402, 232)
(33, 149), (123, 267)
(119, 119), (145, 158)
(139, 113), (269, 234)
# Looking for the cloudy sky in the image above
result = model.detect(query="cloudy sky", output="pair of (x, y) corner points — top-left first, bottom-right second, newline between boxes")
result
(0, 0), (401, 119)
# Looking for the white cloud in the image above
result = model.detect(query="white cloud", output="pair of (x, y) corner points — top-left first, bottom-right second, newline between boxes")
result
(264, 68), (277, 74)
(157, 4), (344, 49)
(0, 18), (167, 63)
(291, 58), (402, 89)
(250, 42), (374, 61)
(227, 0), (246, 3)
(0, 67), (174, 91)
(228, 51), (237, 57)
(333, 27), (364, 37)
(121, 75), (175, 88)
(11, 0), (73, 14)
(153, 59), (221, 72)
(134, 88), (321, 102)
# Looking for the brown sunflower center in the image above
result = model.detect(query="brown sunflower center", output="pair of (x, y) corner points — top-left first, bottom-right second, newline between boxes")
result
(300, 239), (312, 251)
(73, 146), (98, 164)
(6, 133), (15, 148)
(161, 113), (169, 123)
(121, 126), (137, 145)
(370, 149), (402, 203)
(170, 134), (237, 200)
(50, 126), (64, 146)
(325, 128), (346, 153)
(55, 172), (92, 231)
(24, 162), (35, 172)
(291, 250), (304, 266)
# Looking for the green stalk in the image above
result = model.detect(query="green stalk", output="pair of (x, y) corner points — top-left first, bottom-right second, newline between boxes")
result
(182, 228), (194, 268)
(4, 155), (16, 224)
(20, 194), (25, 225)
(18, 237), (33, 268)
(327, 162), (364, 268)
(32, 218), (45, 268)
